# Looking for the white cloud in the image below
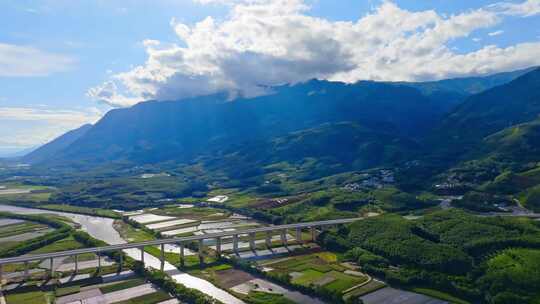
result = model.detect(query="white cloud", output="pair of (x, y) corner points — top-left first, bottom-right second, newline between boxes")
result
(490, 0), (540, 17)
(88, 0), (540, 107)
(0, 43), (76, 77)
(0, 107), (102, 148)
(488, 30), (505, 36)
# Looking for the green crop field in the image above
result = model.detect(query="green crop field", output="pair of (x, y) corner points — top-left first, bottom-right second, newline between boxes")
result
(291, 268), (325, 285)
(264, 252), (368, 295)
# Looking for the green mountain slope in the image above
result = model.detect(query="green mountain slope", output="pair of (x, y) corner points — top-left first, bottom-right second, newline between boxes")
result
(43, 80), (439, 167)
(207, 121), (419, 182)
(434, 68), (540, 150)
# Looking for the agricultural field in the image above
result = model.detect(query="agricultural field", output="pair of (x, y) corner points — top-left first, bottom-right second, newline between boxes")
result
(0, 184), (55, 203)
(123, 205), (264, 242)
(258, 251), (371, 300)
(201, 265), (326, 304)
(4, 274), (175, 304)
(0, 213), (72, 258)
(0, 220), (50, 240)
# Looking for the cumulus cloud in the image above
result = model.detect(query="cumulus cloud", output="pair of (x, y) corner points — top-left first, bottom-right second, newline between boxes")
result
(88, 0), (540, 107)
(0, 107), (102, 148)
(0, 43), (76, 77)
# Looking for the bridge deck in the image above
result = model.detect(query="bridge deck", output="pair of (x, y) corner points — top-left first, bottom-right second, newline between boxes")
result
(0, 218), (359, 265)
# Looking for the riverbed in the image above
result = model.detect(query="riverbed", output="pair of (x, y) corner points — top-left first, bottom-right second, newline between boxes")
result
(0, 204), (244, 304)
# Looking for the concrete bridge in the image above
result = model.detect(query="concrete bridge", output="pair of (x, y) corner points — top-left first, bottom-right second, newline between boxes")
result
(0, 218), (358, 284)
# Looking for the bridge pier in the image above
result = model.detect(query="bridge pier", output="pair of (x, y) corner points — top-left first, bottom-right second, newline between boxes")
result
(295, 227), (302, 244)
(198, 239), (204, 264)
(0, 264), (3, 289)
(179, 243), (185, 267)
(48, 257), (54, 279)
(310, 226), (316, 241)
(265, 231), (272, 248)
(140, 247), (145, 264)
(160, 244), (165, 271)
(249, 233), (256, 251)
(118, 252), (123, 272)
(24, 261), (29, 280)
(280, 229), (287, 246)
(233, 234), (239, 254)
(74, 255), (78, 274)
(97, 254), (101, 273)
(216, 237), (222, 257)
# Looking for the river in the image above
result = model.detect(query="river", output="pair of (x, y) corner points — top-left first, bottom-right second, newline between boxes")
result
(0, 204), (244, 304)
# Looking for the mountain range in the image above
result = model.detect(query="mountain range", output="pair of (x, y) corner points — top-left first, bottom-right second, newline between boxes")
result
(25, 67), (535, 165)
(22, 66), (540, 210)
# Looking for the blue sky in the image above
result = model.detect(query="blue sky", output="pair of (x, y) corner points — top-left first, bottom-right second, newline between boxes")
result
(0, 0), (539, 154)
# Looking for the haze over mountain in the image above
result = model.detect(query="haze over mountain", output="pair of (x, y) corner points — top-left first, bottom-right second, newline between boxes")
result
(23, 124), (93, 164)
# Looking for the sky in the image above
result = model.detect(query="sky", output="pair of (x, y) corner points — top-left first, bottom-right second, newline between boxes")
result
(1, 0), (539, 155)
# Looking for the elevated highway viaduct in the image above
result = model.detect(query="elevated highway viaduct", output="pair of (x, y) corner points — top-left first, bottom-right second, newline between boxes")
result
(0, 218), (359, 284)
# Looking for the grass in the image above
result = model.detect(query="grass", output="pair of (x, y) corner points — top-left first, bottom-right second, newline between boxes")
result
(114, 220), (155, 243)
(5, 290), (49, 304)
(30, 235), (85, 254)
(412, 288), (471, 304)
(100, 278), (146, 294)
(40, 204), (120, 218)
(113, 290), (171, 304)
(245, 291), (296, 304)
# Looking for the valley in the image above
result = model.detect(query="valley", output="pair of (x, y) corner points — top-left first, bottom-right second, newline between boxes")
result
(1, 67), (540, 304)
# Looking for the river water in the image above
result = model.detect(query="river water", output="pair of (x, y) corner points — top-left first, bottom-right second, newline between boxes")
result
(0, 204), (244, 304)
